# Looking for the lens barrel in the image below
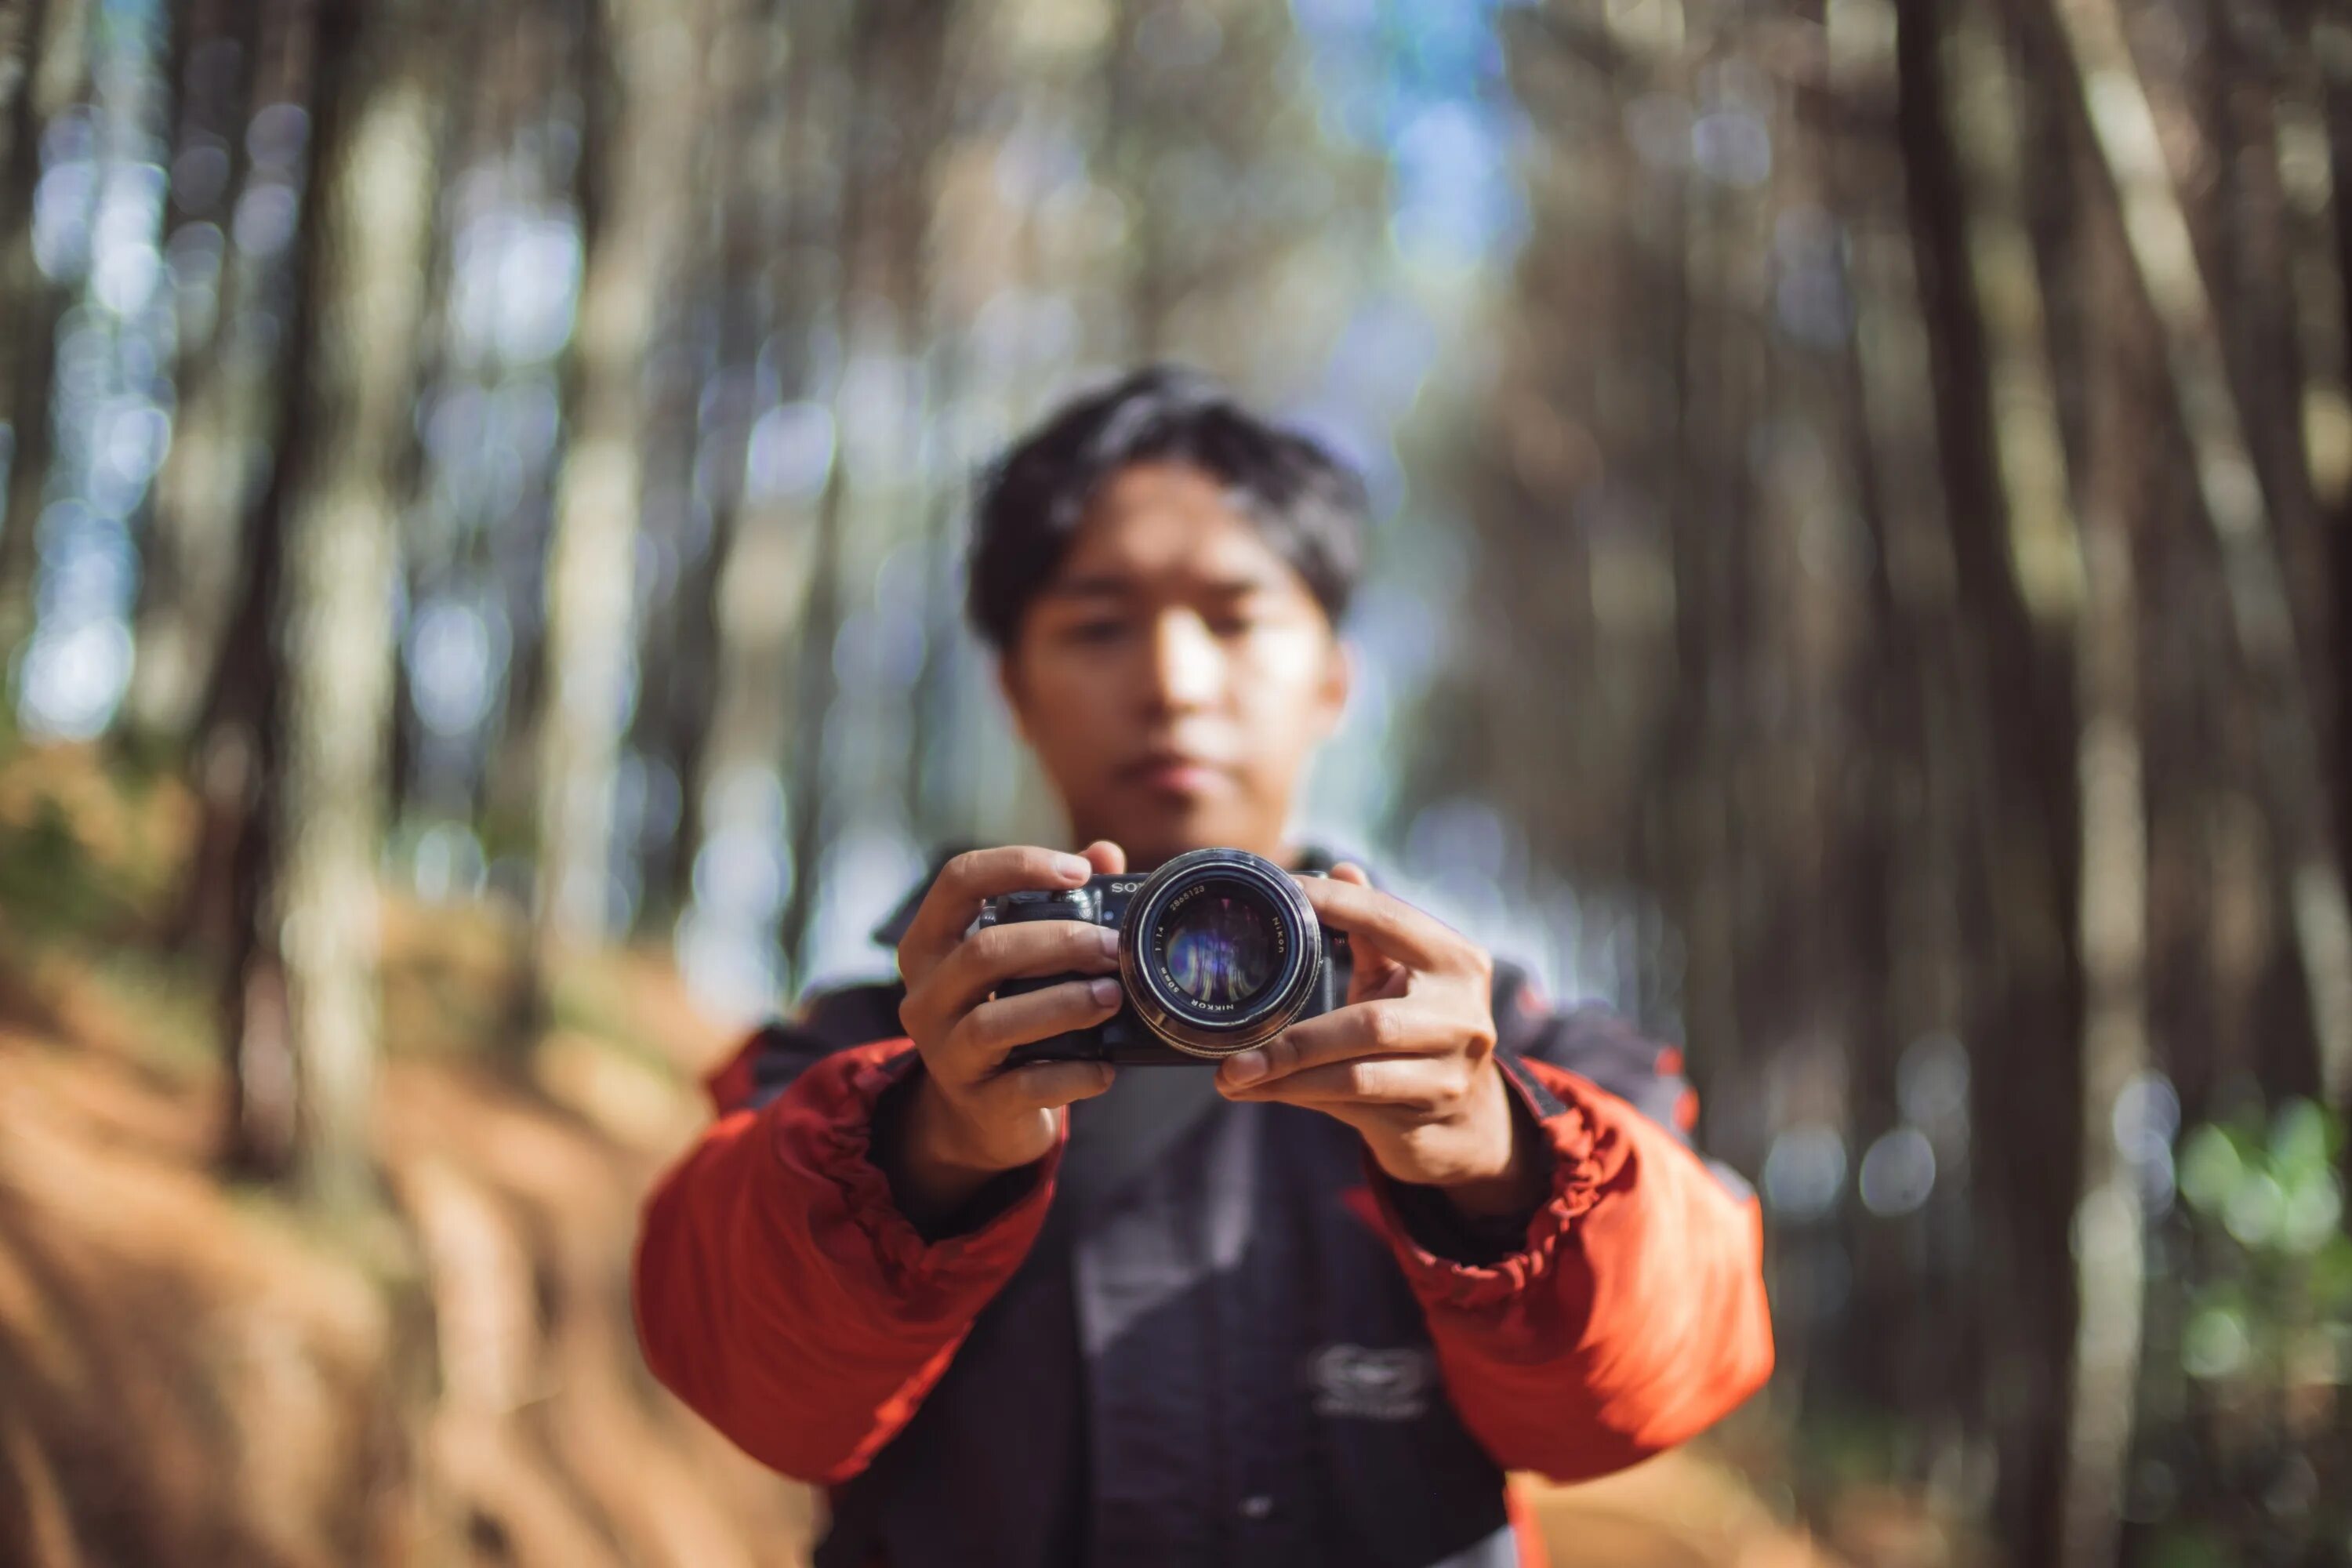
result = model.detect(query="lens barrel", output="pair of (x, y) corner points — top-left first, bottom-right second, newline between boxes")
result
(1119, 848), (1323, 1058)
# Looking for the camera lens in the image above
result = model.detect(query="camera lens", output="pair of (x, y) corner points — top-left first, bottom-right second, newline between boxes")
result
(1157, 891), (1279, 1006)
(1116, 848), (1324, 1058)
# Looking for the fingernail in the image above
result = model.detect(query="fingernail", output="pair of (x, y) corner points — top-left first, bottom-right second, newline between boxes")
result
(1056, 854), (1094, 881)
(1221, 1050), (1269, 1087)
(1089, 977), (1121, 1006)
(1097, 927), (1121, 958)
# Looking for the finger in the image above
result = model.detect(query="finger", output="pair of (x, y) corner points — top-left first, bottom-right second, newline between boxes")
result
(1080, 839), (1127, 876)
(1214, 1001), (1455, 1091)
(905, 920), (1121, 1038)
(979, 1059), (1118, 1112)
(1290, 874), (1465, 974)
(938, 975), (1123, 1079)
(1323, 862), (1406, 1000)
(1221, 1053), (1466, 1114)
(897, 845), (1096, 985)
(1346, 958), (1413, 1007)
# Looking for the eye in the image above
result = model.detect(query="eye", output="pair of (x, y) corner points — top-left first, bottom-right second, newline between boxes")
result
(1208, 610), (1261, 638)
(1065, 618), (1129, 644)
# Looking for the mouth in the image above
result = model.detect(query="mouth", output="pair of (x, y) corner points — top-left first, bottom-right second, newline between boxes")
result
(1119, 751), (1229, 797)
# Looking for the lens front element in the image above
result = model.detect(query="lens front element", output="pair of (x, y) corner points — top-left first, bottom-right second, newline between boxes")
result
(1118, 848), (1324, 1058)
(1159, 892), (1279, 1007)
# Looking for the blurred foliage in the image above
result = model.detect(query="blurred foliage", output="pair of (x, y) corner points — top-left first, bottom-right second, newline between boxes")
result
(2135, 1099), (2351, 1562)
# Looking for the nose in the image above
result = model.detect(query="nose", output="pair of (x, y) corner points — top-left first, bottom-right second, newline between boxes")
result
(1146, 608), (1221, 714)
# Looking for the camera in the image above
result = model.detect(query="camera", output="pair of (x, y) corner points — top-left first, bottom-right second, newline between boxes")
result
(978, 847), (1347, 1065)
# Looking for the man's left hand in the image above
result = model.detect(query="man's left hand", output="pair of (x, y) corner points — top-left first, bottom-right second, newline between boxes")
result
(1214, 865), (1548, 1221)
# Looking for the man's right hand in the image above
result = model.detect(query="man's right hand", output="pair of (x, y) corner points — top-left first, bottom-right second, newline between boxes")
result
(885, 840), (1128, 1225)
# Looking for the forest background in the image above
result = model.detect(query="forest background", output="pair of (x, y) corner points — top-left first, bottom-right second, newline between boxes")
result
(2, 0), (2350, 1565)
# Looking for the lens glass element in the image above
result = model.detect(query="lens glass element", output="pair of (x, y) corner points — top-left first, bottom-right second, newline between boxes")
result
(1158, 891), (1279, 1007)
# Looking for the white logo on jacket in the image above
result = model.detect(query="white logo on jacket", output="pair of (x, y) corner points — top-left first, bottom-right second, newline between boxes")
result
(1308, 1343), (1433, 1421)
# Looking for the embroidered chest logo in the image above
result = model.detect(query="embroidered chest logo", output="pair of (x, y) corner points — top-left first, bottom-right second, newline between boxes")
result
(1308, 1343), (1433, 1421)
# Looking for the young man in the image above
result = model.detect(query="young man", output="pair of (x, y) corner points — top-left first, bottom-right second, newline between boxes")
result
(633, 367), (1773, 1568)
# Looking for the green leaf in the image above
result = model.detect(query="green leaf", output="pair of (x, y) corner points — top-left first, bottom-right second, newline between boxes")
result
(2182, 1302), (2252, 1380)
(2272, 1099), (2334, 1179)
(2177, 1124), (2244, 1218)
(2281, 1172), (2345, 1257)
(2312, 1236), (2352, 1316)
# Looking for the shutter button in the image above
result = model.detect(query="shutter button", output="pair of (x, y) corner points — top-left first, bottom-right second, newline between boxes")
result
(1238, 1494), (1275, 1520)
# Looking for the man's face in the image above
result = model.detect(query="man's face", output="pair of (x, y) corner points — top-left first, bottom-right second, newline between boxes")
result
(998, 461), (1351, 870)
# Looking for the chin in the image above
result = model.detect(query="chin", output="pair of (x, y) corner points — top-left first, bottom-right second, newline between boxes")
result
(1119, 811), (1258, 871)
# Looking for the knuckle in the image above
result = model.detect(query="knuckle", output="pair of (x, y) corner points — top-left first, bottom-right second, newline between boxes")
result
(966, 924), (1014, 968)
(938, 1010), (976, 1056)
(943, 849), (985, 886)
(1262, 1031), (1303, 1076)
(1396, 1120), (1454, 1163)
(1440, 1061), (1475, 1107)
(946, 1007), (1000, 1062)
(1389, 1078), (1443, 1117)
(1361, 1062), (1436, 1112)
(1362, 1008), (1405, 1054)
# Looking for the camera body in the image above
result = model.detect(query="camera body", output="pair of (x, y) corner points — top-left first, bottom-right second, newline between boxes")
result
(978, 847), (1347, 1066)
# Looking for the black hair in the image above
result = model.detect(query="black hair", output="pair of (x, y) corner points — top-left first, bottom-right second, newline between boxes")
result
(965, 363), (1369, 651)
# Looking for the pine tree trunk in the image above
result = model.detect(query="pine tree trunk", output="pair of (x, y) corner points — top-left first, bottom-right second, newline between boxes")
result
(0, 0), (86, 677)
(223, 0), (441, 1209)
(2054, 123), (2156, 1566)
(2036, 0), (2352, 1106)
(124, 0), (270, 743)
(1898, 2), (2088, 1554)
(532, 0), (703, 967)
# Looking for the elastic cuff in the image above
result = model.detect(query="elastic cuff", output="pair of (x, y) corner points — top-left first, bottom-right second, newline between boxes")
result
(770, 1037), (1066, 1294)
(1362, 1053), (1610, 1312)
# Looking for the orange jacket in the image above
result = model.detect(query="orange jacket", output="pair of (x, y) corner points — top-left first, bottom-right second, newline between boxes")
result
(634, 964), (1773, 1566)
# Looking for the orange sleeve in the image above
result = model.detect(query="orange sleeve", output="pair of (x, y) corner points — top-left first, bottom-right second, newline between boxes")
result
(1362, 1056), (1774, 1483)
(630, 1036), (1063, 1483)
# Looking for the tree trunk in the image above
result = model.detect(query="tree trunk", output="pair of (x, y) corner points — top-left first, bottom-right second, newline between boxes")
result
(1899, 2), (2088, 1555)
(2058, 151), (2152, 1568)
(124, 0), (274, 745)
(0, 0), (43, 174)
(222, 0), (441, 1210)
(775, 0), (900, 983)
(531, 0), (703, 968)
(2036, 0), (2352, 1107)
(0, 0), (87, 677)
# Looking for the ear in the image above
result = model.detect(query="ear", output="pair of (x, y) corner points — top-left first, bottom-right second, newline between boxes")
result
(1312, 633), (1352, 739)
(993, 649), (1033, 745)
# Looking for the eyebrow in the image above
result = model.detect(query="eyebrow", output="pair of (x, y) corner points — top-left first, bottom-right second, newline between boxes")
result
(1041, 572), (1277, 601)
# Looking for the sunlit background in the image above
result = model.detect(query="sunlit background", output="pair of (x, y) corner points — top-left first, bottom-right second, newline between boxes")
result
(2, 0), (2350, 1563)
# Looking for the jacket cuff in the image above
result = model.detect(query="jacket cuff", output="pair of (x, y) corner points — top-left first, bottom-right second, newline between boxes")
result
(1359, 1053), (1612, 1312)
(767, 1036), (1066, 1300)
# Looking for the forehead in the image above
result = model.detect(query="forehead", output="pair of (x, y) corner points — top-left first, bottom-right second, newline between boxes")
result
(1045, 462), (1313, 598)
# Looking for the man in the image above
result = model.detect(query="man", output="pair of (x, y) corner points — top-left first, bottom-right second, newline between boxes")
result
(633, 366), (1773, 1568)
